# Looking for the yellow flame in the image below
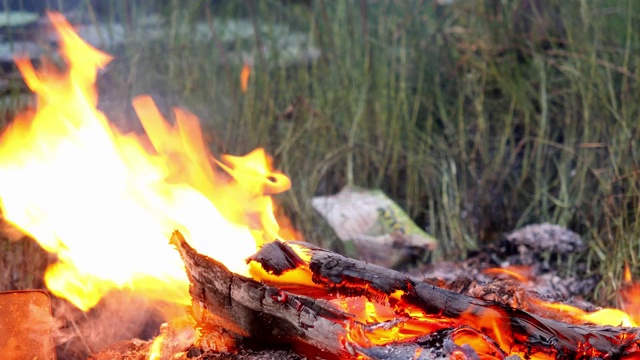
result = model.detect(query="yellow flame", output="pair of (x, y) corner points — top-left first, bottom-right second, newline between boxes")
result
(147, 334), (165, 360)
(0, 13), (292, 311)
(534, 300), (637, 327)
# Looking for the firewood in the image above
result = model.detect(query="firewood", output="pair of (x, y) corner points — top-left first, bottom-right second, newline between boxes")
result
(172, 231), (350, 359)
(172, 231), (640, 359)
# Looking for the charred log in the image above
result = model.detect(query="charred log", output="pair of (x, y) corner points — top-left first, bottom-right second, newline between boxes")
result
(172, 231), (351, 359)
(173, 232), (640, 360)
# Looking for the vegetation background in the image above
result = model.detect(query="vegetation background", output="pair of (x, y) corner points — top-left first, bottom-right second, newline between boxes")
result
(0, 0), (638, 308)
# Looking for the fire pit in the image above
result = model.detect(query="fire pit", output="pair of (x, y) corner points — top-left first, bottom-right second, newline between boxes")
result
(1, 12), (640, 360)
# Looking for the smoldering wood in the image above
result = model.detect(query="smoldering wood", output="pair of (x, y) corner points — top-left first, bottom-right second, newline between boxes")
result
(174, 232), (640, 359)
(303, 243), (640, 358)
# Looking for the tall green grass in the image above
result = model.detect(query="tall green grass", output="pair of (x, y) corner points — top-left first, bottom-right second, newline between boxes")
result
(2, 0), (639, 304)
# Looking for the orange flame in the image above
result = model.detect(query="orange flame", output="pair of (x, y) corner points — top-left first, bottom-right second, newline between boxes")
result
(620, 264), (640, 326)
(240, 63), (251, 93)
(625, 263), (633, 282)
(0, 13), (292, 311)
(483, 266), (533, 283)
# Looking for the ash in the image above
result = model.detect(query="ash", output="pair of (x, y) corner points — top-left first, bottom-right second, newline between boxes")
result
(505, 223), (585, 255)
(414, 223), (598, 308)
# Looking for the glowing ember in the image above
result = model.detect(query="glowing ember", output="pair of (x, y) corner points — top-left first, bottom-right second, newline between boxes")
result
(0, 13), (291, 311)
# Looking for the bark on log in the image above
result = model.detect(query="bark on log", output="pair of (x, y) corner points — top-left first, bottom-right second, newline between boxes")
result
(172, 232), (640, 360)
(172, 231), (352, 359)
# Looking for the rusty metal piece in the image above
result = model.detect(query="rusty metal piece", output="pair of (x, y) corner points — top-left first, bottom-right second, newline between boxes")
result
(0, 290), (56, 360)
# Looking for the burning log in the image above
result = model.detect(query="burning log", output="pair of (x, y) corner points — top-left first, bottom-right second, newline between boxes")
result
(173, 231), (640, 360)
(173, 231), (349, 358)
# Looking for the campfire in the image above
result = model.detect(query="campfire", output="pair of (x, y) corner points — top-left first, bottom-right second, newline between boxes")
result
(2, 12), (640, 360)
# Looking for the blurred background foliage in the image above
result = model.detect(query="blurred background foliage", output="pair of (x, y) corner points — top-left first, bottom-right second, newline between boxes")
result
(1, 0), (639, 305)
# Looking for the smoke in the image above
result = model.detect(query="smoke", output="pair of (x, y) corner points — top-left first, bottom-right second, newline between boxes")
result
(53, 290), (181, 359)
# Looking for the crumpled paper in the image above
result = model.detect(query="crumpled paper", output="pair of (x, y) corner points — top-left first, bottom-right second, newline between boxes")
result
(312, 186), (437, 268)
